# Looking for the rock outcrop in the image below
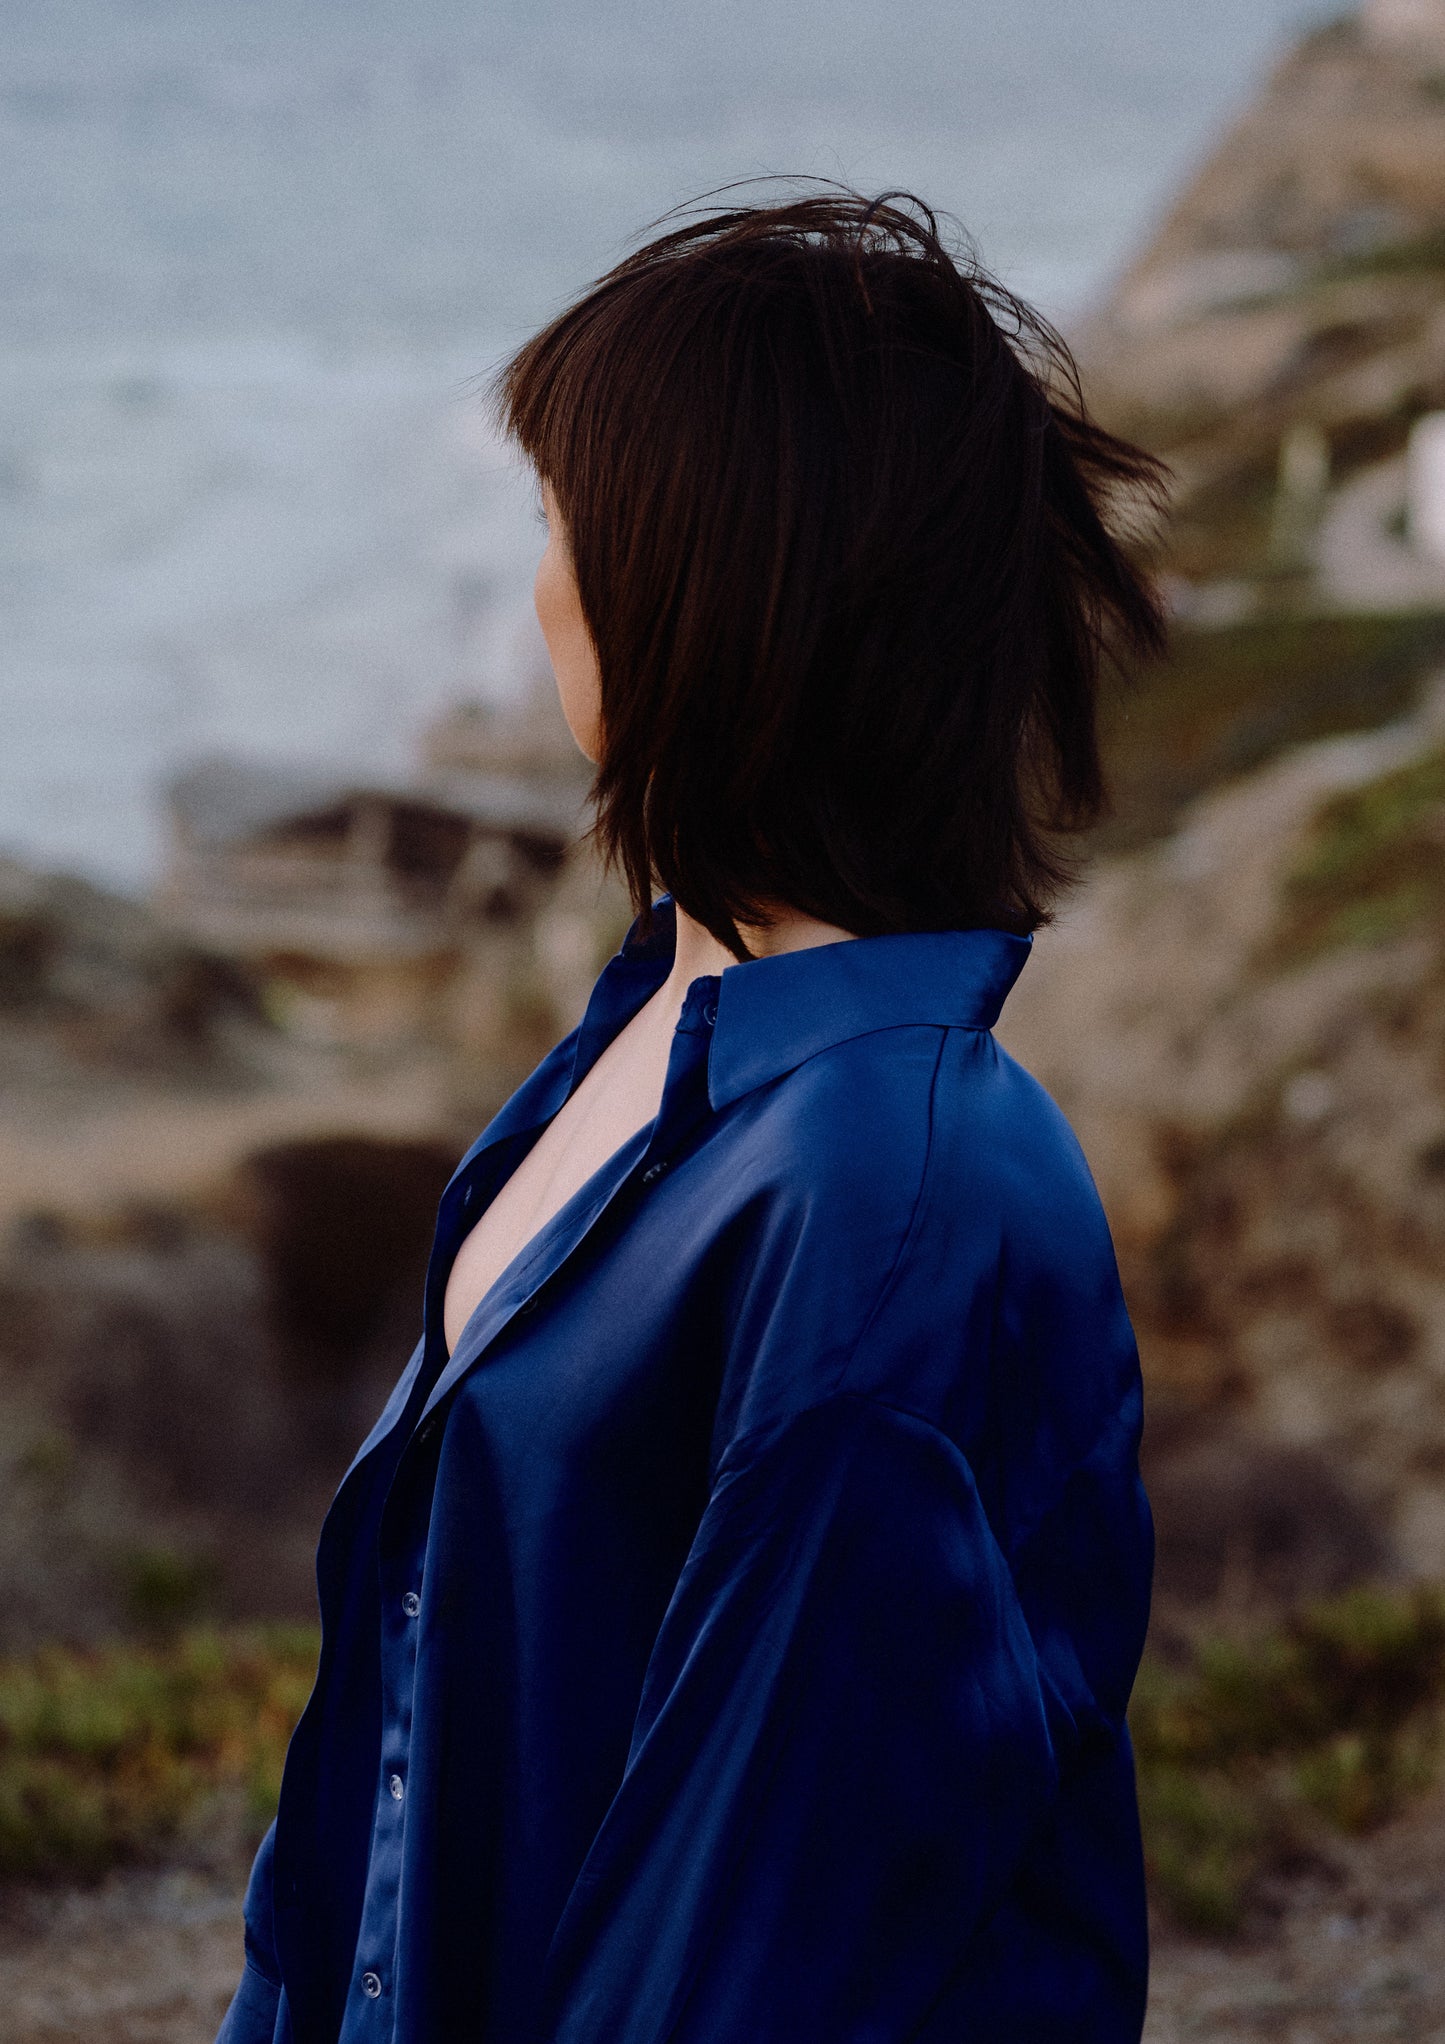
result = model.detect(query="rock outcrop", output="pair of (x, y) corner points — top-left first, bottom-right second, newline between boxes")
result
(1079, 9), (1445, 591)
(1001, 672), (1445, 1607)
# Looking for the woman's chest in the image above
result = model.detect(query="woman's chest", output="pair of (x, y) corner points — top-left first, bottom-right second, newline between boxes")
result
(442, 1005), (673, 1355)
(404, 1165), (741, 1585)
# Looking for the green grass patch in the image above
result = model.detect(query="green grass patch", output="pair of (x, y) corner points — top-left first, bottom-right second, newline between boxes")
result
(1312, 227), (1445, 287)
(0, 1625), (318, 1882)
(1132, 1585), (1445, 1931)
(4, 1589), (1444, 1936)
(1102, 609), (1445, 852)
(117, 1544), (224, 1633)
(1278, 741), (1445, 960)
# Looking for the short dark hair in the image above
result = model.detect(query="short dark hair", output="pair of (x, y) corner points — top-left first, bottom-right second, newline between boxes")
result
(496, 187), (1169, 961)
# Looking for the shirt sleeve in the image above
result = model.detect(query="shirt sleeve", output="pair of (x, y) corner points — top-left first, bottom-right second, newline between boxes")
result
(214, 1818), (284, 2044)
(533, 1392), (1066, 2044)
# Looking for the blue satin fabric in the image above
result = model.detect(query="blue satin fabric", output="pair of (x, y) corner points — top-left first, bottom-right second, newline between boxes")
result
(216, 895), (1154, 2044)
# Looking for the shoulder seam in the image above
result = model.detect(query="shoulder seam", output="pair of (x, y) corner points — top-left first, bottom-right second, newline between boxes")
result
(710, 1371), (1144, 1554)
(713, 1385), (971, 1488)
(825, 1025), (949, 1405)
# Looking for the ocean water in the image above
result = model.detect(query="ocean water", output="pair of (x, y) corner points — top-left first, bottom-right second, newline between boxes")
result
(2, 0), (1319, 889)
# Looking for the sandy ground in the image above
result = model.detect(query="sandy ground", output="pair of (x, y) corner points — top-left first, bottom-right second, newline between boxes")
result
(1146, 1786), (1445, 2043)
(2, 1792), (1442, 2044)
(0, 1058), (456, 1234)
(0, 1868), (244, 2044)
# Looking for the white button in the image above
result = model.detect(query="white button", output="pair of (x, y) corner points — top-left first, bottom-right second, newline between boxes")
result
(401, 1590), (421, 1618)
(361, 1970), (382, 1998)
(389, 1772), (405, 1801)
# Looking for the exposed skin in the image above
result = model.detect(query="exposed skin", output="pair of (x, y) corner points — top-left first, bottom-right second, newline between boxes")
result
(441, 480), (858, 1355)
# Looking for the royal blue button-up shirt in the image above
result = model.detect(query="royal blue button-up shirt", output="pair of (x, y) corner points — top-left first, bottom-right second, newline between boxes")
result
(216, 894), (1154, 2044)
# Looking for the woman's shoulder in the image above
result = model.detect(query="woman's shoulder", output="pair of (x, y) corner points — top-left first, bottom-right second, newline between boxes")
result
(734, 1017), (945, 1202)
(709, 1020), (1132, 1458)
(733, 1015), (1106, 1243)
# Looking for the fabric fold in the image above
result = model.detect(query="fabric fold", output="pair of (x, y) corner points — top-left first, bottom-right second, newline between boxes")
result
(536, 1395), (1062, 2044)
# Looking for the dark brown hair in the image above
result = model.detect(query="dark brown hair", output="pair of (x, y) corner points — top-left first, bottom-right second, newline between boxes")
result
(497, 186), (1169, 962)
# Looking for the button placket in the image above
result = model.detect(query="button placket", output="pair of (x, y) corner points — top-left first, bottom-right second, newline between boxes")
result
(623, 982), (718, 1214)
(342, 1431), (433, 2039)
(335, 936), (719, 2037)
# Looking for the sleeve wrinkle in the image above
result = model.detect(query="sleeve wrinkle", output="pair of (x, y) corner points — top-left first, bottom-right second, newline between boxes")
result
(707, 1386), (1146, 1763)
(1003, 1389), (1145, 1570)
(240, 1818), (283, 1990)
(713, 1385), (972, 1492)
(1005, 1393), (1152, 1752)
(646, 1465), (868, 2044)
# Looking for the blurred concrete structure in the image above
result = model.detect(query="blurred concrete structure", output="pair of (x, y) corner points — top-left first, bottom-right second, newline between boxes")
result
(155, 687), (627, 1087)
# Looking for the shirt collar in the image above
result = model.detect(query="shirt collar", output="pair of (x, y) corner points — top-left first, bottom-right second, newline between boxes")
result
(618, 895), (1032, 1113)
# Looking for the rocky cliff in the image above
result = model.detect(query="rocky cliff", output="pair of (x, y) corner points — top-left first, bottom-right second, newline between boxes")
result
(1080, 9), (1445, 594)
(990, 3), (1445, 1623)
(1003, 657), (1445, 1619)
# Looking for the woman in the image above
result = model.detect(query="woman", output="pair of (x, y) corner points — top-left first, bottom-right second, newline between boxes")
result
(217, 189), (1166, 2044)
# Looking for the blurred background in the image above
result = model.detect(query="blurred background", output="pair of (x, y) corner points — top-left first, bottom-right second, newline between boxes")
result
(7, 0), (1445, 2036)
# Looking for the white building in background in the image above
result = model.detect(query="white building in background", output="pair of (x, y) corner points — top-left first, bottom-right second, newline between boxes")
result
(1407, 414), (1445, 567)
(1364, 0), (1445, 56)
